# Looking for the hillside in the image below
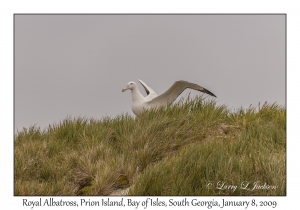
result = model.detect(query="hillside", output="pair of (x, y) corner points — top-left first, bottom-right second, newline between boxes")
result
(14, 96), (286, 196)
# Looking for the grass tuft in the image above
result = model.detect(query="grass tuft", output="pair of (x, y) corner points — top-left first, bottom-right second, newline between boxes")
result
(14, 96), (285, 195)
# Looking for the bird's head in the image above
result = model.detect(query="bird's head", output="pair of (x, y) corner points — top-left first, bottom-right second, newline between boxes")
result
(122, 81), (137, 92)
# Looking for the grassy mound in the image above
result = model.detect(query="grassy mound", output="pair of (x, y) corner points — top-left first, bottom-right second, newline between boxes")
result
(14, 96), (286, 195)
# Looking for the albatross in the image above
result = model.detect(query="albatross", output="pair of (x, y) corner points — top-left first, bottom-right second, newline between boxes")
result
(122, 79), (216, 116)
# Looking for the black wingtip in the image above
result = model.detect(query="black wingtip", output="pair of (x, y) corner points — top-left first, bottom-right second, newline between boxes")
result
(205, 89), (217, 98)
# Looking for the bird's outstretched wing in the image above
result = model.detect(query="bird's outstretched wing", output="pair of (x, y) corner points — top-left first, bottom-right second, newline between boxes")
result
(138, 79), (157, 100)
(147, 80), (216, 107)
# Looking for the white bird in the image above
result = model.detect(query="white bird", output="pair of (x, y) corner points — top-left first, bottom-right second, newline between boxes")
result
(122, 79), (216, 116)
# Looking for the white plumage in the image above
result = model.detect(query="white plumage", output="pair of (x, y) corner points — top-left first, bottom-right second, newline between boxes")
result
(122, 79), (216, 116)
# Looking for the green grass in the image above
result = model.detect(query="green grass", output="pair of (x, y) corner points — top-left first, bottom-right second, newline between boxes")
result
(14, 96), (286, 196)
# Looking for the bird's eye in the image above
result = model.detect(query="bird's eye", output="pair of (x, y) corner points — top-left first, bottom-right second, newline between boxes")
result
(130, 83), (133, 85)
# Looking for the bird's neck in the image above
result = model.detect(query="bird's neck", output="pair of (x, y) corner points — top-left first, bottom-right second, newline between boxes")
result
(131, 88), (145, 102)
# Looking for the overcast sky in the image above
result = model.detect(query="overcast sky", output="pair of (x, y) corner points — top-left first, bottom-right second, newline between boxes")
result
(14, 14), (285, 131)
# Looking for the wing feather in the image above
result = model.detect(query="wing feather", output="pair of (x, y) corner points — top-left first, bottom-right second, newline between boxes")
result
(147, 80), (216, 107)
(138, 79), (157, 100)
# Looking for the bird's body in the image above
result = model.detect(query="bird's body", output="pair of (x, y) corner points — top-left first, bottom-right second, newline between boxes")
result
(122, 79), (216, 116)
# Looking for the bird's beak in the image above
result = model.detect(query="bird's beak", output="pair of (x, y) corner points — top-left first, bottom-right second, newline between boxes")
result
(122, 85), (129, 92)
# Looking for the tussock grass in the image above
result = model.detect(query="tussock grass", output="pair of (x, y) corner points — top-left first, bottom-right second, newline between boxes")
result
(14, 96), (286, 195)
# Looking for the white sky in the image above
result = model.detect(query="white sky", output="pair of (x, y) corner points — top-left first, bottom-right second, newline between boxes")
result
(14, 14), (285, 131)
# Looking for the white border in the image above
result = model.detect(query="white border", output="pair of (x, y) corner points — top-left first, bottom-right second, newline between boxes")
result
(2, 0), (299, 209)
